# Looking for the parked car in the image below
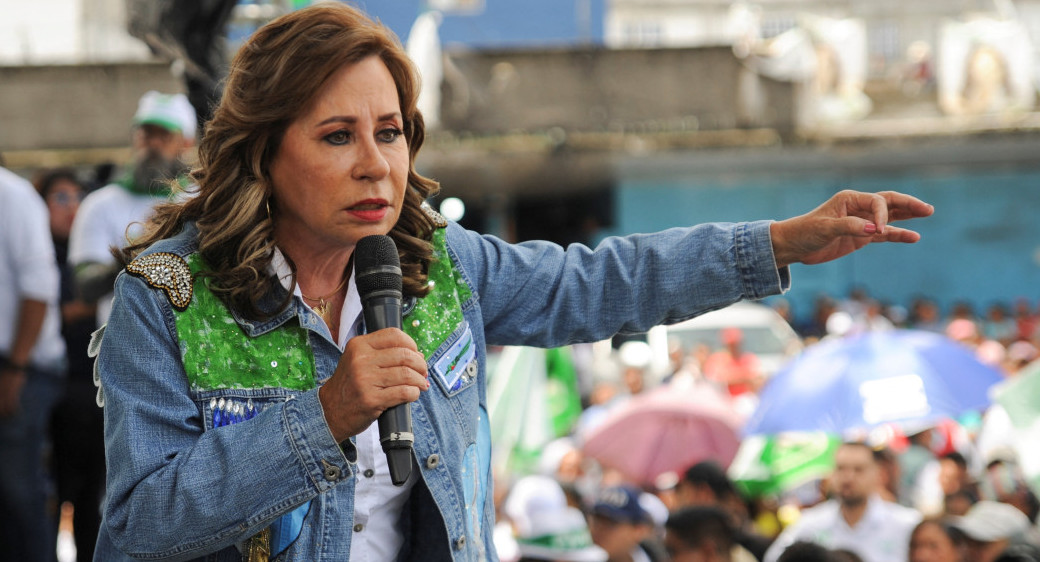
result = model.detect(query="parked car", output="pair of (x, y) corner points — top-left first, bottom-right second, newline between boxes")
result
(647, 301), (803, 379)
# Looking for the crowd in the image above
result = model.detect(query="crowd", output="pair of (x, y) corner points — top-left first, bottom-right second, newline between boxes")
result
(482, 284), (1040, 562)
(1, 86), (1038, 560)
(777, 289), (1040, 375)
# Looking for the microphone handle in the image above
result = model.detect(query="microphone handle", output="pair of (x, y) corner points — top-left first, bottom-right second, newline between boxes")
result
(363, 295), (414, 486)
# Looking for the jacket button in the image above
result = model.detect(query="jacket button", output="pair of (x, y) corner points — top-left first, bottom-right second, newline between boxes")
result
(354, 524), (364, 532)
(454, 536), (466, 550)
(425, 454), (440, 469)
(363, 468), (375, 478)
(323, 464), (341, 481)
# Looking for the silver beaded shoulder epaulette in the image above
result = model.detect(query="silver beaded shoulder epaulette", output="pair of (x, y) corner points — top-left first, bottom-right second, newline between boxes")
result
(421, 201), (448, 228)
(125, 252), (194, 310)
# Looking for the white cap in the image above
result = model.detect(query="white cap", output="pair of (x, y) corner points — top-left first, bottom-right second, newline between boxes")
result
(133, 90), (197, 139)
(504, 476), (607, 562)
(951, 500), (1031, 541)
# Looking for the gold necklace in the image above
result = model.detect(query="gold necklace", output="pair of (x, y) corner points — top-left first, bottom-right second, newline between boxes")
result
(301, 274), (349, 324)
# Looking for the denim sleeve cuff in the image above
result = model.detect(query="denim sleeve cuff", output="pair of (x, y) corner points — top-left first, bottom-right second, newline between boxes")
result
(282, 389), (357, 493)
(736, 220), (791, 299)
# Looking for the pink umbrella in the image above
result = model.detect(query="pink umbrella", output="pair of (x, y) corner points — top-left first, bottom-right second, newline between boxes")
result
(580, 380), (743, 486)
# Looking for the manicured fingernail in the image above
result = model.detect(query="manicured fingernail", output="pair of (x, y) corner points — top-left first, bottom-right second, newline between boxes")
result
(864, 223), (877, 234)
(425, 379), (431, 390)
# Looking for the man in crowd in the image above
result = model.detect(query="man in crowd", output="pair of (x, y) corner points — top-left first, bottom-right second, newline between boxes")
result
(952, 500), (1040, 562)
(764, 442), (922, 562)
(68, 90), (196, 326)
(0, 164), (67, 559)
(588, 484), (668, 562)
(676, 460), (771, 560)
(664, 506), (745, 562)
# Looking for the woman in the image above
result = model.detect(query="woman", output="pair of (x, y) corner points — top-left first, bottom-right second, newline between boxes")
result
(92, 4), (932, 561)
(909, 519), (969, 562)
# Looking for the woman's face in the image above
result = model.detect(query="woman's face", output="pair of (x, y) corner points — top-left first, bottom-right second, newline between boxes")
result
(269, 55), (409, 256)
(909, 522), (961, 562)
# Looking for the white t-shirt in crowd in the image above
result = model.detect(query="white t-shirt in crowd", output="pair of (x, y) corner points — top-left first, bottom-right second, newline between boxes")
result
(764, 495), (922, 562)
(68, 183), (169, 325)
(0, 166), (66, 369)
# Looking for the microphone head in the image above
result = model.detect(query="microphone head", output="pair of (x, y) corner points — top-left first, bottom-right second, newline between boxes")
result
(355, 235), (402, 301)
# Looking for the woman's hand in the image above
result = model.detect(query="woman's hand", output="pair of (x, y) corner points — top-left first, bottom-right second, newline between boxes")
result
(770, 190), (934, 268)
(318, 328), (429, 443)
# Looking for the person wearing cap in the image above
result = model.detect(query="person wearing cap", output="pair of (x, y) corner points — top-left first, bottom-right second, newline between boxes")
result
(950, 500), (1040, 562)
(68, 90), (196, 327)
(764, 442), (923, 562)
(588, 485), (668, 562)
(88, 4), (934, 561)
(501, 475), (608, 562)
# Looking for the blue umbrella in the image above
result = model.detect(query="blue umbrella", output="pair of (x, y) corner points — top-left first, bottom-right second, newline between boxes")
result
(744, 330), (1004, 436)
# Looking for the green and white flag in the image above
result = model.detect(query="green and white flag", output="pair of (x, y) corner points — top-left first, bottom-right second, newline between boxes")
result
(488, 346), (582, 478)
(728, 432), (840, 498)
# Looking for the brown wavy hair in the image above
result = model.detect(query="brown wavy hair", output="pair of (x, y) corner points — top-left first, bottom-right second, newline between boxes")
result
(121, 3), (440, 320)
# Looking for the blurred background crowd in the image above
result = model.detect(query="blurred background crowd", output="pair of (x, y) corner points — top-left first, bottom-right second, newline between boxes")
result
(4, 0), (1040, 561)
(481, 283), (1040, 562)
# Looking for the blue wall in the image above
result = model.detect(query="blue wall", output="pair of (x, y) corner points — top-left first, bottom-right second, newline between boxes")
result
(352, 0), (605, 48)
(606, 165), (1040, 320)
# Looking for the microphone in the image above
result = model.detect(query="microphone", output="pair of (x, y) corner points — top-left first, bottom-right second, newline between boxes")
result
(355, 235), (413, 486)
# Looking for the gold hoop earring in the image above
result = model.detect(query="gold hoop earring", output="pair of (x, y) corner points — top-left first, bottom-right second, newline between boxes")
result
(265, 199), (272, 220)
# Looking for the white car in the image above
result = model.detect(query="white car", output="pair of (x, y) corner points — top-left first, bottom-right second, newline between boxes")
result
(647, 301), (803, 378)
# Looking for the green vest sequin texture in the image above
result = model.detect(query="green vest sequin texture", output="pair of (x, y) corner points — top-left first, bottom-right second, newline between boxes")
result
(173, 227), (470, 393)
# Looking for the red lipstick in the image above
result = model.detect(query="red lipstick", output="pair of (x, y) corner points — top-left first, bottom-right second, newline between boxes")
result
(347, 198), (390, 222)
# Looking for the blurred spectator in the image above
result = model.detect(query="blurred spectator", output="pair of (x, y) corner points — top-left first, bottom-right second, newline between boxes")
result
(831, 549), (866, 562)
(946, 319), (980, 347)
(873, 446), (901, 503)
(587, 485), (668, 562)
(0, 165), (67, 560)
(664, 505), (751, 562)
(764, 442), (922, 562)
(898, 428), (941, 512)
(622, 365), (647, 397)
(777, 541), (834, 562)
(68, 90), (196, 327)
(908, 518), (969, 562)
(1012, 299), (1037, 343)
(776, 541), (864, 562)
(979, 461), (1040, 527)
(801, 294), (838, 341)
(1005, 341), (1038, 374)
(702, 328), (764, 398)
(500, 475), (608, 562)
(950, 501), (1039, 562)
(676, 461), (771, 560)
(945, 489), (977, 518)
(983, 303), (1019, 347)
(902, 41), (935, 98)
(910, 298), (946, 334)
(35, 168), (105, 561)
(938, 452), (977, 502)
(856, 299), (894, 333)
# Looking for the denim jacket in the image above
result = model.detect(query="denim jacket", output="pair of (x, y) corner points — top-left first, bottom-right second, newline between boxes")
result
(93, 219), (788, 561)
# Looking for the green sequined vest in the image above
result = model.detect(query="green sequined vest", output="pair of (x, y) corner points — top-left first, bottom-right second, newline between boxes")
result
(169, 228), (472, 393)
